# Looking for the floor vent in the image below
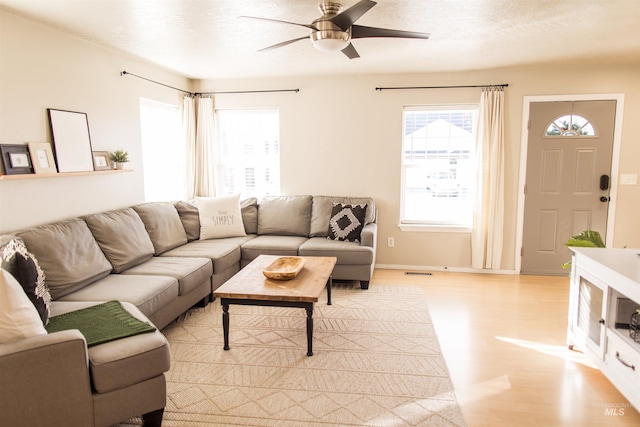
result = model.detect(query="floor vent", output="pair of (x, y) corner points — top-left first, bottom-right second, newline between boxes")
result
(404, 272), (432, 276)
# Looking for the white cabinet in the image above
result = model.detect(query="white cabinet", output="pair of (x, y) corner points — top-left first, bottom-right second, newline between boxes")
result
(567, 247), (640, 411)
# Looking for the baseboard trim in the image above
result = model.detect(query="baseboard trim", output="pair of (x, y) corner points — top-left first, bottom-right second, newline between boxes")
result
(375, 264), (517, 275)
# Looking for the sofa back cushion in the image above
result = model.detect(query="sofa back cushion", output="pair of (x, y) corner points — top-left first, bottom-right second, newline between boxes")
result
(175, 197), (259, 240)
(310, 196), (376, 237)
(240, 197), (258, 234)
(84, 208), (155, 273)
(257, 195), (312, 237)
(133, 202), (188, 255)
(16, 219), (112, 299)
(174, 201), (200, 241)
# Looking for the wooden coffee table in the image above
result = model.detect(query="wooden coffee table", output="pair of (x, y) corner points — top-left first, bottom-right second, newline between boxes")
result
(213, 255), (337, 356)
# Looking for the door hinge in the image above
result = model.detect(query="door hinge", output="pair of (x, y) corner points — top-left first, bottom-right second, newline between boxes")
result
(521, 247), (524, 257)
(527, 119), (531, 130)
(524, 184), (527, 194)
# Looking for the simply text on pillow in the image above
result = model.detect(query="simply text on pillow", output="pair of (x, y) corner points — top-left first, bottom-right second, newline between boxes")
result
(196, 195), (247, 239)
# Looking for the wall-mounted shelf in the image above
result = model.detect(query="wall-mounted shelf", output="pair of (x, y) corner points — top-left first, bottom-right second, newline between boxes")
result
(0, 169), (133, 180)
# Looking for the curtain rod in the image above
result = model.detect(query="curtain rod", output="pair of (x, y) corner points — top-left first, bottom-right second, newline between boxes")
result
(195, 89), (299, 95)
(121, 71), (299, 95)
(375, 84), (508, 91)
(121, 71), (193, 95)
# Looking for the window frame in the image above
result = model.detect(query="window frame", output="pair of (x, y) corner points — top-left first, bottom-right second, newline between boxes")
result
(399, 104), (479, 232)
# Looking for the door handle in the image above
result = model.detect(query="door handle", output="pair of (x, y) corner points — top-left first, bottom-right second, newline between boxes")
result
(600, 196), (610, 203)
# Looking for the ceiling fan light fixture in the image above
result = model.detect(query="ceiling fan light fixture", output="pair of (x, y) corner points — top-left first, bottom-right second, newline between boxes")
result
(311, 30), (350, 52)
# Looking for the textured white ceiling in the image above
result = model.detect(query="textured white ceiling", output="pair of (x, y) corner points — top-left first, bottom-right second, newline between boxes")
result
(1, 0), (639, 80)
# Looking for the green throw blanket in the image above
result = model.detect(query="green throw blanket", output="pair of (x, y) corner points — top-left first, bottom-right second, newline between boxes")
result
(46, 300), (156, 347)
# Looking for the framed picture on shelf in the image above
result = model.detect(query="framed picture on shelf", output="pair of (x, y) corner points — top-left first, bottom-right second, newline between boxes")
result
(1, 144), (34, 175)
(47, 108), (95, 173)
(28, 142), (58, 174)
(92, 151), (111, 171)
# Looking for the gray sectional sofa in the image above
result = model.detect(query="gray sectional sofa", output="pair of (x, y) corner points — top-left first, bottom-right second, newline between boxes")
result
(0, 194), (376, 427)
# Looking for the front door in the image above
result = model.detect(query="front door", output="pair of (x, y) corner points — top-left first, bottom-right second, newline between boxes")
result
(521, 100), (616, 275)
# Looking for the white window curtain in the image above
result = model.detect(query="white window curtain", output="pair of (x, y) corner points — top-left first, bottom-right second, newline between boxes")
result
(183, 95), (197, 198)
(472, 86), (505, 269)
(194, 96), (214, 196)
(183, 95), (215, 198)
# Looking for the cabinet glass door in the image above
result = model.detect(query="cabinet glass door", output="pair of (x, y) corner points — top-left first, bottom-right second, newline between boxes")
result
(577, 278), (605, 349)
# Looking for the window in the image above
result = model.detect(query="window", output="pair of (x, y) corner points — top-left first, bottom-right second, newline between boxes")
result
(401, 106), (478, 229)
(215, 110), (280, 198)
(545, 114), (595, 136)
(139, 98), (186, 202)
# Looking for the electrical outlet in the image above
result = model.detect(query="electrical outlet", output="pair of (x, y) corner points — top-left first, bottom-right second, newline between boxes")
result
(620, 174), (638, 185)
(387, 237), (395, 247)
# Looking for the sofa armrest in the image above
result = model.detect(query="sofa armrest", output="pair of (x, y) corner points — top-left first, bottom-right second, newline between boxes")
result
(361, 222), (377, 249)
(0, 330), (94, 426)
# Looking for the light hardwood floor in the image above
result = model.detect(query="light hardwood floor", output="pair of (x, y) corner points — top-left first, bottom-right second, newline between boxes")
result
(371, 269), (639, 427)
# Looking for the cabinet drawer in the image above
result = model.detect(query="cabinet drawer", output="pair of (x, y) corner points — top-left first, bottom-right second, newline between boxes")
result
(605, 330), (640, 409)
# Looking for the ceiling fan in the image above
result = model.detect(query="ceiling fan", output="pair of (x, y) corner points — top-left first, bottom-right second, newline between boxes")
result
(241, 0), (430, 59)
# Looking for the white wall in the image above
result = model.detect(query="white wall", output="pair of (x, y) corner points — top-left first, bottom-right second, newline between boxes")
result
(199, 64), (640, 271)
(0, 9), (190, 232)
(2, 8), (639, 271)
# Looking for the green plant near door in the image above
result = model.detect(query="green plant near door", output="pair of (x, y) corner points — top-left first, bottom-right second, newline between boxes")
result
(562, 230), (605, 269)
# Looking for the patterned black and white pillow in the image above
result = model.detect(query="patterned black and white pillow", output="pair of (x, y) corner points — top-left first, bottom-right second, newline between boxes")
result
(1, 238), (51, 325)
(327, 203), (368, 243)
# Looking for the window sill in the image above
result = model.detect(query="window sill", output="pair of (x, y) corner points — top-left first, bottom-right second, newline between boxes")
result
(398, 223), (472, 233)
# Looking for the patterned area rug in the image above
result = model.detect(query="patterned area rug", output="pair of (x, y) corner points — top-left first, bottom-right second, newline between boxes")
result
(120, 284), (466, 426)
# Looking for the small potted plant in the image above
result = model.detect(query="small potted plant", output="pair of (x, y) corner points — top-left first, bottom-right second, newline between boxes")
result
(109, 149), (129, 170)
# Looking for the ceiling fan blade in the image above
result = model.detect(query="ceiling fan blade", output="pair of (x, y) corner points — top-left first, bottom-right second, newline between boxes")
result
(239, 16), (317, 31)
(257, 36), (309, 52)
(351, 25), (430, 40)
(341, 43), (360, 59)
(330, 0), (377, 31)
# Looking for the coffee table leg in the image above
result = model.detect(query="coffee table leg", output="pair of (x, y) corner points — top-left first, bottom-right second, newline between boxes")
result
(222, 300), (230, 350)
(326, 276), (332, 306)
(306, 305), (313, 356)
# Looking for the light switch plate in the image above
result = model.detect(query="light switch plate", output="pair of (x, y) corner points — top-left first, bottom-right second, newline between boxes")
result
(620, 174), (638, 185)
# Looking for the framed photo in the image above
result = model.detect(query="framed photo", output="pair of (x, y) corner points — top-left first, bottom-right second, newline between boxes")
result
(28, 142), (58, 174)
(1, 144), (34, 175)
(92, 151), (112, 171)
(47, 108), (95, 173)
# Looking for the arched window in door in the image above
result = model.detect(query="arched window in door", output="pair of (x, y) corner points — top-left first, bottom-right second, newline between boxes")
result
(545, 114), (595, 136)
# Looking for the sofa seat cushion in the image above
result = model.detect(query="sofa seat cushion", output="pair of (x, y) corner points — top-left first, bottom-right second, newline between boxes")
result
(50, 301), (170, 394)
(122, 257), (212, 296)
(161, 236), (253, 274)
(241, 235), (308, 262)
(298, 237), (374, 265)
(83, 208), (155, 273)
(56, 274), (178, 319)
(17, 219), (112, 299)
